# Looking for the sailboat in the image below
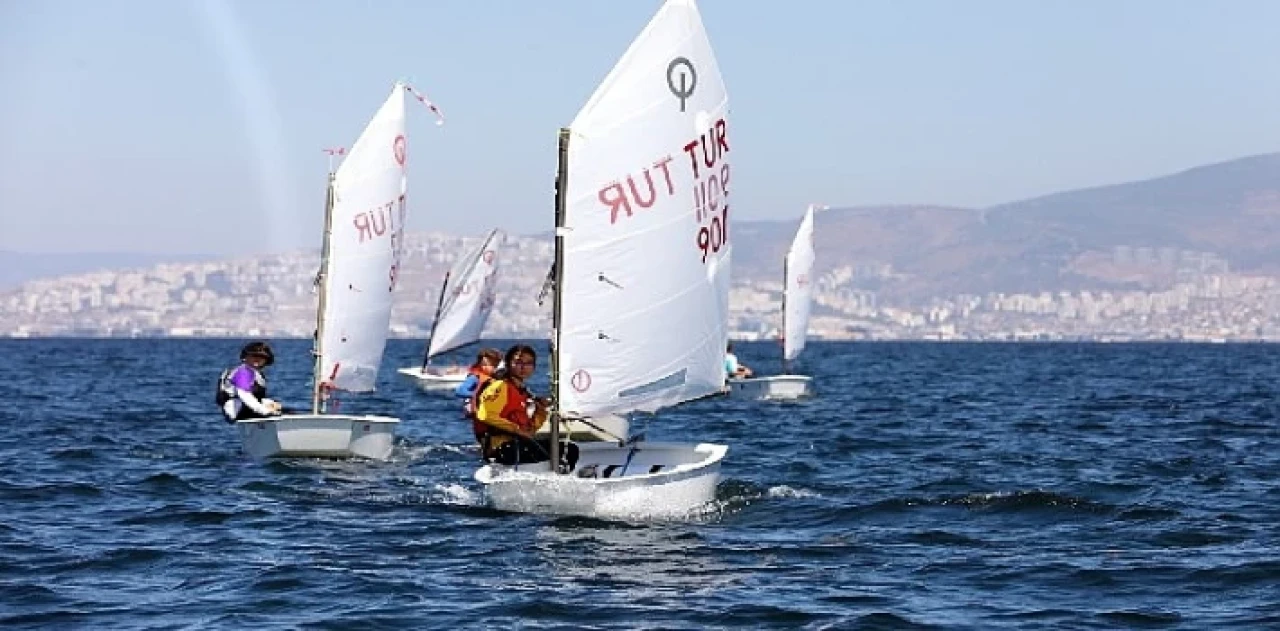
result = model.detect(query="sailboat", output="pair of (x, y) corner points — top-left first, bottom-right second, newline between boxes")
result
(474, 0), (731, 519)
(237, 82), (419, 460)
(397, 229), (504, 391)
(727, 204), (819, 400)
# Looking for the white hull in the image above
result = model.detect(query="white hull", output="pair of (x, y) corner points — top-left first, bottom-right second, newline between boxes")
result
(475, 442), (726, 520)
(397, 366), (467, 391)
(236, 414), (399, 460)
(533, 414), (631, 443)
(727, 374), (813, 400)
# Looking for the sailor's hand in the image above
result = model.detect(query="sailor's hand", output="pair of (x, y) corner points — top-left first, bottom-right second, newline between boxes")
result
(265, 399), (283, 415)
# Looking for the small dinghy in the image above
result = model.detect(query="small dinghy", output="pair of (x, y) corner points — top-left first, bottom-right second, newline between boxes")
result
(727, 205), (820, 400)
(475, 0), (734, 520)
(398, 229), (504, 392)
(237, 82), (442, 460)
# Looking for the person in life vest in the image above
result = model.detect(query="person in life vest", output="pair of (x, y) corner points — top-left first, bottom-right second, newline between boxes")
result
(472, 344), (579, 470)
(455, 347), (502, 408)
(217, 341), (284, 423)
(725, 342), (753, 380)
(456, 347), (502, 439)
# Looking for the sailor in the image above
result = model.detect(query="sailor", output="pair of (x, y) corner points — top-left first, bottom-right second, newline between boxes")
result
(456, 347), (502, 430)
(725, 342), (753, 379)
(217, 341), (284, 423)
(471, 344), (578, 471)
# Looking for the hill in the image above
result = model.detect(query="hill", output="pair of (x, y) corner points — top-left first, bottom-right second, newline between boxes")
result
(738, 153), (1280, 301)
(4, 152), (1277, 303)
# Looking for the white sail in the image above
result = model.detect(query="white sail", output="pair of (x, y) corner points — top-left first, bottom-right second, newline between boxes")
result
(318, 84), (408, 392)
(427, 228), (504, 357)
(557, 0), (731, 417)
(783, 206), (816, 362)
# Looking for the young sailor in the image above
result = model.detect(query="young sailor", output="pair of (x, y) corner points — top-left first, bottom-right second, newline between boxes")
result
(456, 347), (502, 430)
(725, 342), (753, 379)
(217, 341), (284, 423)
(455, 348), (502, 402)
(471, 344), (578, 471)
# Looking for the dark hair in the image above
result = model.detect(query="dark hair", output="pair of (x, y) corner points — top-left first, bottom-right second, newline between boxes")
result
(240, 341), (275, 367)
(491, 344), (536, 381)
(504, 344), (537, 366)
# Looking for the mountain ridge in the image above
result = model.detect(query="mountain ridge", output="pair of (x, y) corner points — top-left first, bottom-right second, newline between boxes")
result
(4, 151), (1277, 298)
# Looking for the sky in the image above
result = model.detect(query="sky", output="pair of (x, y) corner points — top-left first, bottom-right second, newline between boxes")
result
(2, 0), (1279, 256)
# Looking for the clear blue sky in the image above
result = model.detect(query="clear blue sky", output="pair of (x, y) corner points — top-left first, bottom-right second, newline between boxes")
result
(2, 0), (1278, 256)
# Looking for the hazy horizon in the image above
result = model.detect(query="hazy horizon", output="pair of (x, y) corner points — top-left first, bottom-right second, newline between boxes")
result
(4, 0), (1279, 257)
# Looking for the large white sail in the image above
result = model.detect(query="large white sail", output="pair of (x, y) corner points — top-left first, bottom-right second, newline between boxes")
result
(318, 84), (407, 392)
(427, 229), (504, 358)
(783, 206), (816, 362)
(556, 0), (731, 417)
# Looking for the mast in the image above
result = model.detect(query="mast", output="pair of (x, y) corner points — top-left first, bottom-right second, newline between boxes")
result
(781, 253), (789, 375)
(548, 127), (570, 472)
(419, 271), (451, 371)
(311, 171), (337, 415)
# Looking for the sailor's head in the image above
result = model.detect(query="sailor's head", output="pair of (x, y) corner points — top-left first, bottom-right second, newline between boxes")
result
(504, 344), (537, 380)
(240, 341), (275, 367)
(475, 348), (502, 373)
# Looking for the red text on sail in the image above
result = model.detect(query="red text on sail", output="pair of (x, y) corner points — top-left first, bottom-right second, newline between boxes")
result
(352, 194), (407, 292)
(592, 117), (732, 265)
(598, 156), (677, 225)
(687, 119), (730, 263)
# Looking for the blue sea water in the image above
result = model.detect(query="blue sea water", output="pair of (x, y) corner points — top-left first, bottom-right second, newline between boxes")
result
(1, 338), (1278, 629)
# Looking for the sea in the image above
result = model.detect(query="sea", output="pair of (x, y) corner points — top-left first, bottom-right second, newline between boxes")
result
(1, 338), (1277, 629)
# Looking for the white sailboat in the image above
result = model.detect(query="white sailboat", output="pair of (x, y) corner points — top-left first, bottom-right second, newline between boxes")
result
(397, 229), (504, 391)
(237, 82), (418, 460)
(728, 204), (819, 400)
(475, 0), (731, 519)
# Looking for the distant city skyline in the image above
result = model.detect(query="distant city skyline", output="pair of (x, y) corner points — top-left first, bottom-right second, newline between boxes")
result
(3, 0), (1279, 256)
(3, 231), (1272, 343)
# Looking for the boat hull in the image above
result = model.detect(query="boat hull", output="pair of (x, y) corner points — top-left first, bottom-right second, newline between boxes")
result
(236, 414), (399, 460)
(397, 366), (467, 391)
(475, 442), (726, 519)
(727, 374), (813, 400)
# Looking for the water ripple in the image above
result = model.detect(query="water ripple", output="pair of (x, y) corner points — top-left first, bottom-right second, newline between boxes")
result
(0, 339), (1276, 628)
